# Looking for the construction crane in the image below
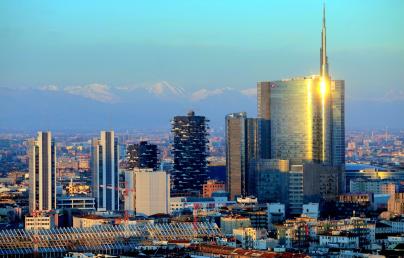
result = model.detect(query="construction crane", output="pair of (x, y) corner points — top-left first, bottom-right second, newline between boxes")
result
(99, 182), (136, 239)
(31, 209), (39, 257)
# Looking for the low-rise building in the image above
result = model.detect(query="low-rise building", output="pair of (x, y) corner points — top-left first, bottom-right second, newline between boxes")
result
(302, 203), (319, 219)
(388, 193), (404, 215)
(220, 215), (251, 235)
(170, 196), (235, 214)
(25, 215), (56, 230)
(202, 180), (225, 197)
(233, 227), (268, 249)
(319, 233), (360, 249)
(72, 214), (115, 228)
(57, 196), (95, 211)
(267, 203), (285, 225)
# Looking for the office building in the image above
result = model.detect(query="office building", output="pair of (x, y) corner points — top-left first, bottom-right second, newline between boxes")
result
(256, 5), (344, 168)
(350, 179), (398, 195)
(126, 141), (159, 170)
(253, 159), (289, 204)
(288, 165), (304, 215)
(91, 131), (119, 211)
(248, 6), (345, 212)
(257, 81), (272, 159)
(303, 163), (341, 202)
(125, 168), (170, 216)
(345, 164), (404, 193)
(171, 111), (208, 196)
(257, 81), (271, 120)
(226, 112), (247, 200)
(225, 113), (269, 199)
(28, 131), (57, 213)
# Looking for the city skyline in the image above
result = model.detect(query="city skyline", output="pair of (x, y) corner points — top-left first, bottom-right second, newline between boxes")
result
(1, 0), (403, 130)
(0, 2), (403, 257)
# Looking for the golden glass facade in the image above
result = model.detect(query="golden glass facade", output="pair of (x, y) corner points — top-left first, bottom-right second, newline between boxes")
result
(267, 76), (343, 166)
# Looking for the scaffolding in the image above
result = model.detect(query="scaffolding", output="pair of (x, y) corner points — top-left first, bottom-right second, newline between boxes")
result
(0, 222), (222, 256)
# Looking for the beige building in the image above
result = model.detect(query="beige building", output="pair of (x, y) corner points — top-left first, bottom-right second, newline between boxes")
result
(125, 169), (170, 216)
(25, 215), (56, 230)
(72, 214), (110, 228)
(388, 193), (404, 215)
(220, 215), (251, 235)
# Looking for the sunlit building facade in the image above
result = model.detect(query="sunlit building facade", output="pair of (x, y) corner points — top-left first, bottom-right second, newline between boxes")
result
(28, 131), (57, 213)
(91, 131), (119, 211)
(257, 4), (344, 169)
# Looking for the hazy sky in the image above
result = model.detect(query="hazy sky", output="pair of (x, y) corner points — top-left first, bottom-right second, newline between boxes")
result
(0, 0), (403, 129)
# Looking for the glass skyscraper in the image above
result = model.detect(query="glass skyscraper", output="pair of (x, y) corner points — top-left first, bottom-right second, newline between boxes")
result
(257, 4), (345, 169)
(251, 4), (345, 212)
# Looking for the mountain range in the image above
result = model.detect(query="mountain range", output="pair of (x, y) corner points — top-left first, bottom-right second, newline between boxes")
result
(0, 82), (256, 131)
(0, 81), (402, 131)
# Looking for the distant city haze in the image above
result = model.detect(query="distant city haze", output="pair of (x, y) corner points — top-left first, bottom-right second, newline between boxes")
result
(0, 0), (403, 130)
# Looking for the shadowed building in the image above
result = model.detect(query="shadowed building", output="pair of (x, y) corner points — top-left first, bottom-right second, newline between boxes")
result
(171, 111), (209, 196)
(126, 141), (159, 170)
(225, 113), (269, 199)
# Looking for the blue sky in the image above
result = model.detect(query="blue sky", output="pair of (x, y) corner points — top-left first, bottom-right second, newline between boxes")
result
(0, 0), (403, 129)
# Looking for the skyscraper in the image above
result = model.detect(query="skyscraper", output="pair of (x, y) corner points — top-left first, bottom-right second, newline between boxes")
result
(28, 131), (57, 213)
(257, 82), (271, 120)
(226, 112), (247, 199)
(225, 113), (267, 199)
(91, 131), (119, 211)
(250, 4), (345, 212)
(257, 3), (344, 168)
(126, 141), (159, 170)
(171, 111), (208, 196)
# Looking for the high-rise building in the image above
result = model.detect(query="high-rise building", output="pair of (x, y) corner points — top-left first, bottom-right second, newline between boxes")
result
(125, 168), (170, 216)
(330, 80), (345, 168)
(257, 82), (272, 159)
(256, 4), (344, 169)
(28, 131), (57, 213)
(251, 5), (345, 213)
(226, 112), (247, 200)
(171, 111), (208, 196)
(225, 113), (268, 199)
(126, 141), (159, 170)
(257, 82), (271, 120)
(91, 131), (119, 211)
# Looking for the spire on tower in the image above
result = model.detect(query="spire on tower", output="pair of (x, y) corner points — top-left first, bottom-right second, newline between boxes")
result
(320, 1), (329, 78)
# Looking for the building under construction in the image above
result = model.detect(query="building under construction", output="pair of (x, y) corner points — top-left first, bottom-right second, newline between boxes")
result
(0, 222), (222, 257)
